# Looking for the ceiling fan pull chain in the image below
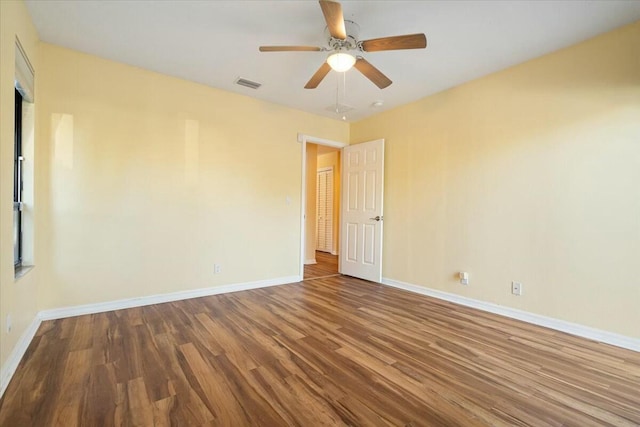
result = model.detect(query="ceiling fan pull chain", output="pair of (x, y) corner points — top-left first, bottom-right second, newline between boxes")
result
(342, 71), (346, 117)
(335, 72), (339, 113)
(342, 71), (347, 120)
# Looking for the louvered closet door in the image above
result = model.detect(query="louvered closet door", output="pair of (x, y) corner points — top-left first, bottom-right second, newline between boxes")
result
(316, 168), (334, 253)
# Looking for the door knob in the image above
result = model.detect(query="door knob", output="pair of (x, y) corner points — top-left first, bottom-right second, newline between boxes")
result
(369, 215), (383, 221)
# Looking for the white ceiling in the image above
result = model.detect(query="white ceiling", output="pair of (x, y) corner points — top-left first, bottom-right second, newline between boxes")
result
(25, 1), (640, 122)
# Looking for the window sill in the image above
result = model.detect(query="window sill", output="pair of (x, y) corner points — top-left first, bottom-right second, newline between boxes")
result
(15, 265), (34, 281)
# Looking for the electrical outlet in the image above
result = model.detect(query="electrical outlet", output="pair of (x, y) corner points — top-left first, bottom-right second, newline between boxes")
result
(6, 314), (12, 333)
(512, 281), (523, 296)
(459, 272), (469, 285)
(214, 264), (221, 274)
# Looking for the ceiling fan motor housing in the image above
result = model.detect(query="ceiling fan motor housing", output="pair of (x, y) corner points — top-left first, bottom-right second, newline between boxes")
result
(325, 20), (361, 51)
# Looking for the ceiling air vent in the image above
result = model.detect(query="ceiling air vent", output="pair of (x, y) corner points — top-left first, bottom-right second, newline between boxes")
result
(235, 77), (261, 90)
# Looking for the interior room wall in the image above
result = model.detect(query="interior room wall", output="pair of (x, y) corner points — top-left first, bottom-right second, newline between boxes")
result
(317, 150), (341, 255)
(0, 1), (39, 373)
(36, 43), (348, 310)
(0, 0), (40, 373)
(350, 21), (640, 338)
(305, 144), (318, 263)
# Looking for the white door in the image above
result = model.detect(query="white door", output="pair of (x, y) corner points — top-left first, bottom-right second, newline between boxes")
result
(340, 139), (384, 282)
(316, 168), (334, 253)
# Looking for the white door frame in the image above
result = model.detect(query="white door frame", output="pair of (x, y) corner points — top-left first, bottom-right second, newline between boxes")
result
(298, 133), (347, 281)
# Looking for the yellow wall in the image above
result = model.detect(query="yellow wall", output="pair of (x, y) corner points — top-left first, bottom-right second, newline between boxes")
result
(351, 21), (640, 338)
(36, 43), (348, 309)
(317, 150), (341, 254)
(0, 0), (40, 370)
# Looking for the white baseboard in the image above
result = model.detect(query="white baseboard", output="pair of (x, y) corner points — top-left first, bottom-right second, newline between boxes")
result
(39, 275), (300, 320)
(382, 277), (640, 353)
(1, 275), (300, 399)
(304, 259), (317, 265)
(0, 315), (41, 398)
(4, 275), (636, 401)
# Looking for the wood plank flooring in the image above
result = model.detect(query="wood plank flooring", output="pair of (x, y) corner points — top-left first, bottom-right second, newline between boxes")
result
(1, 276), (639, 426)
(304, 250), (339, 280)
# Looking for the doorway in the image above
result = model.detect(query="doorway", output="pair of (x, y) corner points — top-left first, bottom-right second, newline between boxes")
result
(298, 134), (347, 281)
(298, 134), (386, 284)
(304, 143), (341, 280)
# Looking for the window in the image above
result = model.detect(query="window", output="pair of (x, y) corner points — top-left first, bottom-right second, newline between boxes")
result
(14, 89), (23, 267)
(14, 39), (34, 275)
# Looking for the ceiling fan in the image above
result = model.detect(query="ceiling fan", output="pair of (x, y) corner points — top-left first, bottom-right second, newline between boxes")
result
(259, 0), (427, 89)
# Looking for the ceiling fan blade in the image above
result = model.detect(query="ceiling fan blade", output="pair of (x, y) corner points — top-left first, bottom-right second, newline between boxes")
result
(361, 33), (427, 52)
(319, 0), (346, 39)
(304, 62), (332, 89)
(259, 46), (323, 52)
(354, 57), (392, 89)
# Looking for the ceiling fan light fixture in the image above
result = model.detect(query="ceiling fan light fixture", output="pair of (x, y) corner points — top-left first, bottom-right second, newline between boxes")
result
(327, 52), (355, 72)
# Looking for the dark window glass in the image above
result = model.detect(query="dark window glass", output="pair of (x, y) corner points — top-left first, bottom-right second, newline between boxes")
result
(14, 89), (23, 267)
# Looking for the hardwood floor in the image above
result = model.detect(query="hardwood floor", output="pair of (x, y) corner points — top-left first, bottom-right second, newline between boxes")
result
(1, 276), (639, 426)
(304, 250), (339, 280)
